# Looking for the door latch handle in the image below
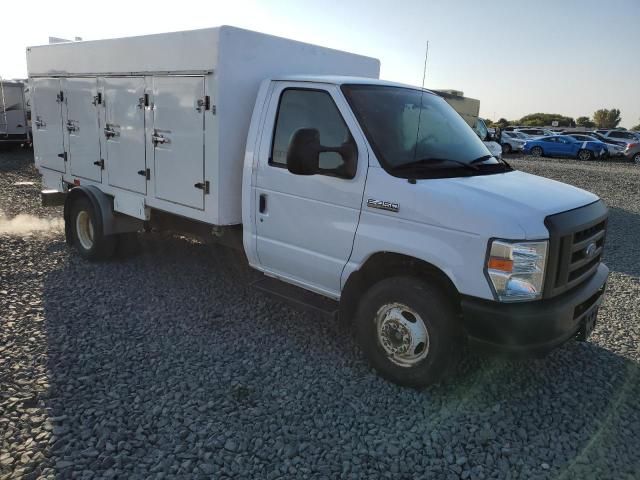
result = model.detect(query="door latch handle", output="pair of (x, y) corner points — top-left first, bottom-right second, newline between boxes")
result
(34, 117), (46, 129)
(259, 194), (267, 213)
(194, 181), (210, 194)
(66, 120), (79, 132)
(152, 133), (170, 146)
(137, 168), (150, 180)
(103, 124), (119, 138)
(93, 159), (104, 169)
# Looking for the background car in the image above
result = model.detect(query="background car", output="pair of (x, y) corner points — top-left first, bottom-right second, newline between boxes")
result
(500, 130), (526, 153)
(514, 127), (557, 138)
(565, 133), (624, 157)
(595, 130), (640, 144)
(623, 143), (640, 164)
(523, 135), (608, 160)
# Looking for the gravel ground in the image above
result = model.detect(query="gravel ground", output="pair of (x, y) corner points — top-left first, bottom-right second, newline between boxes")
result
(1, 148), (638, 480)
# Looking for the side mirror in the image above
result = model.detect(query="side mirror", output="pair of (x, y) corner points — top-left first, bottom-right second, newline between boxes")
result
(287, 128), (320, 175)
(286, 128), (357, 178)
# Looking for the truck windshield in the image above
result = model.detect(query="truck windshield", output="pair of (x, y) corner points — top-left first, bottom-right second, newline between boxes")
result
(342, 84), (500, 177)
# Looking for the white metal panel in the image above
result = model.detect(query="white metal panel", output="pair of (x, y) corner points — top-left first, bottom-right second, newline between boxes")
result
(0, 83), (28, 135)
(214, 27), (381, 225)
(152, 76), (205, 210)
(31, 78), (66, 173)
(63, 78), (102, 182)
(253, 82), (368, 296)
(103, 77), (147, 194)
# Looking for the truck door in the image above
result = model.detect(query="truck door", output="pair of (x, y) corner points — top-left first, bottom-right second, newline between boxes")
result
(63, 78), (102, 182)
(103, 77), (147, 194)
(254, 82), (368, 296)
(31, 78), (66, 173)
(152, 76), (206, 209)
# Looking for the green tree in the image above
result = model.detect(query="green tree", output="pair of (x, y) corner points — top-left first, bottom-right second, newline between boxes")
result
(576, 116), (596, 128)
(496, 118), (510, 129)
(592, 109), (621, 129)
(631, 118), (640, 131)
(519, 113), (575, 127)
(484, 118), (494, 126)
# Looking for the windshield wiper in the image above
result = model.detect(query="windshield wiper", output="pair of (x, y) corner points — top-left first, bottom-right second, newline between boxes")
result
(470, 154), (513, 171)
(393, 157), (480, 172)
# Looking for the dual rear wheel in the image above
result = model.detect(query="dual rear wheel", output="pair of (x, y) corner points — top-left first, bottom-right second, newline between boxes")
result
(68, 196), (138, 261)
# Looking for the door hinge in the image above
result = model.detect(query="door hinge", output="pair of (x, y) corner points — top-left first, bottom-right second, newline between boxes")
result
(56, 91), (64, 103)
(57, 152), (67, 162)
(194, 180), (210, 194)
(137, 168), (150, 180)
(211, 104), (216, 115)
(93, 159), (105, 170)
(92, 92), (102, 105)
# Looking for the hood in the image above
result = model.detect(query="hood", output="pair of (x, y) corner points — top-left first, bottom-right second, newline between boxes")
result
(375, 169), (600, 240)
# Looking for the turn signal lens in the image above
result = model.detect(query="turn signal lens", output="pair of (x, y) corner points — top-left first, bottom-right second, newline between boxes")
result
(488, 257), (513, 272)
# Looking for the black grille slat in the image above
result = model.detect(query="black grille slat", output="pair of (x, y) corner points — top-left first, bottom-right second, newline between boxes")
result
(544, 201), (608, 299)
(571, 229), (606, 252)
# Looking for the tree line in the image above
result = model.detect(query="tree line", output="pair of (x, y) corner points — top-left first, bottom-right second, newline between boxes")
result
(485, 109), (640, 131)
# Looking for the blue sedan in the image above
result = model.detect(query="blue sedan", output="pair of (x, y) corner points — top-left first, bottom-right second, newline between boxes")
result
(523, 135), (608, 160)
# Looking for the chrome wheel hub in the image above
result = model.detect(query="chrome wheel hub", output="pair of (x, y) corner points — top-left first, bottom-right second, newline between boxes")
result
(76, 210), (94, 250)
(376, 303), (430, 367)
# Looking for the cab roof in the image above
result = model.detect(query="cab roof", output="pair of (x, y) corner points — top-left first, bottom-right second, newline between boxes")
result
(272, 75), (436, 94)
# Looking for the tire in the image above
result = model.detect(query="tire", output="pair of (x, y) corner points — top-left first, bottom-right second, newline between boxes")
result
(355, 276), (461, 388)
(578, 149), (593, 161)
(502, 143), (512, 155)
(531, 146), (543, 157)
(633, 152), (640, 165)
(68, 196), (117, 261)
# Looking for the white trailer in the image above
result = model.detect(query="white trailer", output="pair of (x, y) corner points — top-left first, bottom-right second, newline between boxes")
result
(29, 27), (609, 387)
(0, 79), (30, 144)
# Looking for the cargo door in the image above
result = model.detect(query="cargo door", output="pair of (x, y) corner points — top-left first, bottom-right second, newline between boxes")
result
(31, 78), (66, 173)
(104, 77), (147, 194)
(152, 76), (205, 210)
(63, 78), (102, 182)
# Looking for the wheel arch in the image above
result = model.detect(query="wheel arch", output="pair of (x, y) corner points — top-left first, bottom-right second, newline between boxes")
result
(340, 251), (461, 323)
(63, 185), (142, 244)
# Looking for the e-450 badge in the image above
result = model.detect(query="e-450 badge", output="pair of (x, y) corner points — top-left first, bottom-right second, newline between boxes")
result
(367, 198), (399, 213)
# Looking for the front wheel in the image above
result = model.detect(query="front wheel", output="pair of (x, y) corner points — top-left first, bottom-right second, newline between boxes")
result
(578, 149), (593, 161)
(355, 277), (461, 387)
(502, 143), (512, 155)
(633, 152), (640, 165)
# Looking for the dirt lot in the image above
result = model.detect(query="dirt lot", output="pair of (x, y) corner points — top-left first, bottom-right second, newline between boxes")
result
(1, 148), (638, 480)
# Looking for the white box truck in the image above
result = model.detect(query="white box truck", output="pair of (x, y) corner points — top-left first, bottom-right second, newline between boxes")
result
(28, 26), (609, 387)
(0, 79), (30, 144)
(434, 89), (503, 158)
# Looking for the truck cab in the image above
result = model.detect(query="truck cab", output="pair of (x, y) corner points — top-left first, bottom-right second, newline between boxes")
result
(242, 76), (609, 386)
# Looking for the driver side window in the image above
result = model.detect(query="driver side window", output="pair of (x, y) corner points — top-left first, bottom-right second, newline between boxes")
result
(270, 88), (356, 177)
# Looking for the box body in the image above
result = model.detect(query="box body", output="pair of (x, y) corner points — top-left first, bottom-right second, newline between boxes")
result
(27, 26), (380, 225)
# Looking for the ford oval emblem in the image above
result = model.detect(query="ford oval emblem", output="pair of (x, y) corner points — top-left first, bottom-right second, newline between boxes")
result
(585, 242), (597, 258)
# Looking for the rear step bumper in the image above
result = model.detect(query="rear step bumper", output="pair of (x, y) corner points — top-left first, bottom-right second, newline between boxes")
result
(41, 189), (66, 207)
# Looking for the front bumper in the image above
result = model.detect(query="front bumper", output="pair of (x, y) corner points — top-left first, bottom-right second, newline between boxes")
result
(460, 263), (609, 356)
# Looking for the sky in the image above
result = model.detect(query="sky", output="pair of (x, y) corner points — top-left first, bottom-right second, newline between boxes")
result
(2, 0), (638, 127)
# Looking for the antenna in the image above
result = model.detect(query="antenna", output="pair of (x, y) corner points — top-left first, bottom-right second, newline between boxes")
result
(412, 41), (429, 162)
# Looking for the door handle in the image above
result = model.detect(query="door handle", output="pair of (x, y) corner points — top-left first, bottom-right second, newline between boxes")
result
(259, 194), (267, 214)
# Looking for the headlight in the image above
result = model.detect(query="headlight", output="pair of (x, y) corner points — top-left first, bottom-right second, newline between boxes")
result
(486, 240), (548, 302)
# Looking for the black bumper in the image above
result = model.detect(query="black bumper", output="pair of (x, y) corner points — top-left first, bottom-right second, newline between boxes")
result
(461, 263), (609, 356)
